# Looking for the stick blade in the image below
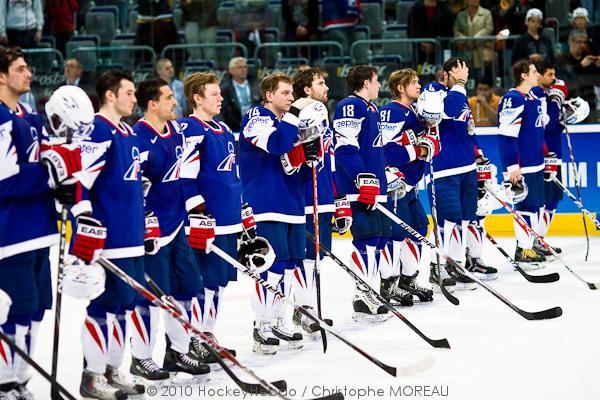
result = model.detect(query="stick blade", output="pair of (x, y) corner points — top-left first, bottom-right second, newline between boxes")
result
(441, 284), (459, 305)
(237, 379), (287, 395)
(521, 306), (563, 320)
(430, 338), (451, 349)
(588, 282), (600, 290)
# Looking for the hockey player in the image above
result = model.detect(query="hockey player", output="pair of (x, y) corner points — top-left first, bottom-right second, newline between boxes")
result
(423, 57), (495, 290)
(0, 47), (82, 400)
(333, 65), (391, 321)
(534, 59), (566, 256)
(239, 72), (320, 353)
(130, 78), (209, 381)
(178, 72), (254, 359)
(71, 70), (147, 399)
(498, 60), (547, 264)
(291, 67), (342, 336)
(380, 68), (439, 305)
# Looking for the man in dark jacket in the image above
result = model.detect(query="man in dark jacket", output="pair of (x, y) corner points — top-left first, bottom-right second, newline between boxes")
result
(511, 8), (555, 64)
(407, 0), (454, 62)
(219, 57), (260, 132)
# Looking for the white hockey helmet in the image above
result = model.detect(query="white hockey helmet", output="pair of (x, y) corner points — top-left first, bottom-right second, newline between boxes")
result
(62, 259), (106, 300)
(502, 178), (528, 204)
(416, 89), (445, 127)
(45, 85), (95, 139)
(0, 289), (12, 325)
(238, 236), (276, 274)
(298, 101), (329, 142)
(564, 97), (590, 124)
(385, 166), (408, 196)
(477, 182), (504, 216)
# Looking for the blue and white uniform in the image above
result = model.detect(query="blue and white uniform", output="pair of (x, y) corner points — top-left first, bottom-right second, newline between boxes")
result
(75, 114), (145, 375)
(381, 100), (429, 279)
(129, 119), (202, 358)
(239, 104), (305, 323)
(0, 102), (54, 385)
(423, 82), (477, 264)
(180, 115), (242, 333)
(498, 88), (546, 249)
(333, 94), (390, 290)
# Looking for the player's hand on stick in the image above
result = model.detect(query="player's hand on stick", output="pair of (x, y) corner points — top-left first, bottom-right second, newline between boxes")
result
(71, 214), (106, 263)
(334, 196), (352, 235)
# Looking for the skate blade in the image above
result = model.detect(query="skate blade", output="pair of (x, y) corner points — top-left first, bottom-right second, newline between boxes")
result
(252, 342), (279, 355)
(471, 273), (498, 281)
(352, 312), (393, 323)
(515, 262), (545, 271)
(169, 371), (211, 385)
(131, 374), (171, 387)
(455, 282), (477, 290)
(279, 340), (304, 350)
(431, 284), (456, 294)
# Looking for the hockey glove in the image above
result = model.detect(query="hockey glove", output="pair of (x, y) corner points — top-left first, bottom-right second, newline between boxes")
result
(544, 152), (560, 182)
(0, 289), (11, 325)
(281, 143), (305, 175)
(144, 212), (161, 255)
(241, 203), (257, 241)
(52, 183), (77, 206)
(385, 166), (408, 199)
(356, 173), (380, 211)
(417, 134), (440, 162)
(302, 136), (323, 165)
(40, 143), (82, 189)
(238, 236), (275, 274)
(188, 213), (216, 253)
(476, 158), (493, 190)
(71, 214), (106, 263)
(397, 129), (418, 146)
(334, 196), (352, 235)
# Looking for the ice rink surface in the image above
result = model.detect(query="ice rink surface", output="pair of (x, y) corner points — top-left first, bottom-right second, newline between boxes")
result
(27, 236), (600, 400)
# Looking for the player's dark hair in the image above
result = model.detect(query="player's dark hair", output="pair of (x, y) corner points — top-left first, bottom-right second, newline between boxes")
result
(512, 60), (533, 86)
(346, 65), (378, 93)
(388, 68), (419, 99)
(260, 72), (292, 102)
(96, 69), (134, 105)
(442, 57), (467, 73)
(534, 59), (555, 75)
(476, 74), (494, 87)
(292, 67), (328, 99)
(0, 47), (25, 74)
(136, 78), (169, 112)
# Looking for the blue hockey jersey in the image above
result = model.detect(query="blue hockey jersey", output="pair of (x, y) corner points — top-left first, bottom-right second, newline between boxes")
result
(543, 86), (565, 156)
(134, 119), (187, 246)
(380, 101), (427, 188)
(0, 102), (58, 260)
(498, 89), (546, 174)
(303, 125), (336, 214)
(239, 105), (305, 224)
(179, 116), (243, 234)
(73, 114), (145, 259)
(422, 82), (476, 179)
(333, 95), (387, 202)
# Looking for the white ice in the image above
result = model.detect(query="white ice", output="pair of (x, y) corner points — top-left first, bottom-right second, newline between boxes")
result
(26, 236), (600, 400)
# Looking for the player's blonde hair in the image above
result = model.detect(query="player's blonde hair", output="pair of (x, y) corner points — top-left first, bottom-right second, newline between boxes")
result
(388, 68), (419, 99)
(260, 72), (292, 103)
(184, 72), (220, 108)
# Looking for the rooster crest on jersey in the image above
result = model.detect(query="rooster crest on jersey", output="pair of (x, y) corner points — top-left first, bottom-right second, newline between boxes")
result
(217, 141), (236, 171)
(123, 146), (141, 180)
(162, 145), (183, 182)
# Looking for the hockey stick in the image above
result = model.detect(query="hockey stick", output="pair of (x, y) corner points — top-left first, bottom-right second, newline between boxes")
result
(486, 189), (600, 290)
(95, 258), (299, 400)
(141, 273), (289, 396)
(306, 231), (451, 349)
(563, 124), (590, 261)
(484, 232), (560, 283)
(50, 207), (68, 400)
(427, 167), (459, 306)
(210, 244), (400, 377)
(377, 204), (563, 320)
(0, 329), (76, 400)
(311, 165), (328, 353)
(552, 177), (600, 230)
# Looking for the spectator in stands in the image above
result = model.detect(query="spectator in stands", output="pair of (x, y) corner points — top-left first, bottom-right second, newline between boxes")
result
(557, 29), (600, 112)
(468, 75), (500, 126)
(447, 0), (466, 16)
(570, 7), (598, 53)
(453, 0), (494, 69)
(63, 58), (83, 86)
(492, 0), (544, 37)
(0, 0), (44, 48)
(220, 56), (260, 132)
(321, 0), (361, 53)
(134, 0), (179, 57)
(511, 8), (555, 64)
(45, 0), (78, 56)
(407, 0), (454, 62)
(282, 0), (320, 42)
(156, 58), (186, 118)
(181, 0), (219, 62)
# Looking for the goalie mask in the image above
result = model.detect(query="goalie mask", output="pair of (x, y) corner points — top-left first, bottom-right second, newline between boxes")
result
(62, 259), (106, 300)
(45, 85), (95, 139)
(564, 97), (590, 124)
(502, 177), (528, 204)
(238, 236), (275, 274)
(416, 89), (445, 127)
(298, 101), (329, 142)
